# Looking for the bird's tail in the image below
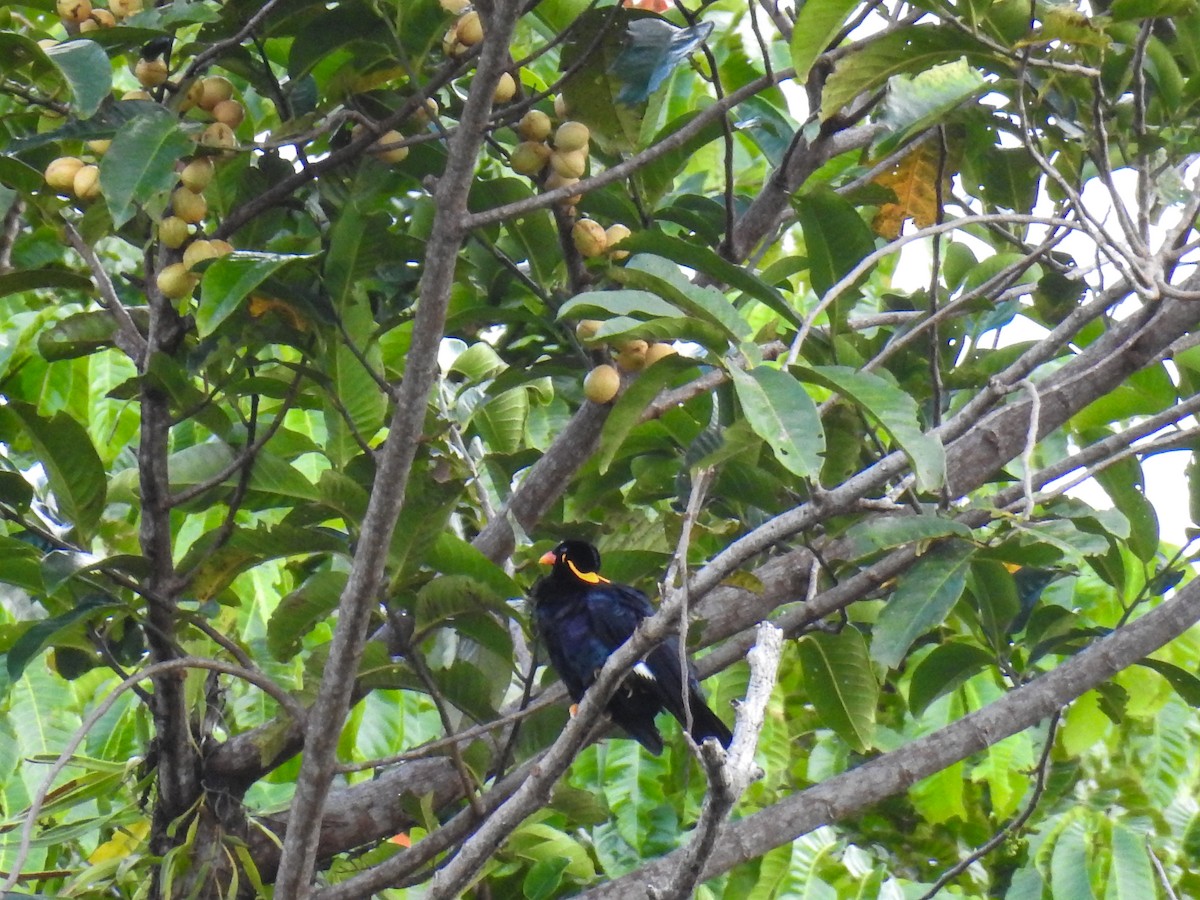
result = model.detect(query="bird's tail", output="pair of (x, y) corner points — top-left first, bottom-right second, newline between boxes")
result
(685, 692), (732, 748)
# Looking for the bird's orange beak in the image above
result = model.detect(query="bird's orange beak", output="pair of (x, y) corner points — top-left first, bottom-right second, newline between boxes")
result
(538, 550), (556, 566)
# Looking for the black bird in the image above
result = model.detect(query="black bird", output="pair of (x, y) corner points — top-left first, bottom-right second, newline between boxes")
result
(532, 540), (732, 755)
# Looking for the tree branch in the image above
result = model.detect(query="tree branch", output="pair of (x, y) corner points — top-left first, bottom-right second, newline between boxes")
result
(271, 3), (526, 894)
(582, 576), (1200, 897)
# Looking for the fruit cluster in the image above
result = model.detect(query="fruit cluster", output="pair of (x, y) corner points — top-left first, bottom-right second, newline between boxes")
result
(56, 0), (141, 31)
(577, 319), (677, 404)
(156, 153), (234, 301)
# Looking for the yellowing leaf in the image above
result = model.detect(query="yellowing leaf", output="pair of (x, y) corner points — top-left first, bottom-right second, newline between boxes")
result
(89, 820), (149, 864)
(871, 139), (943, 239)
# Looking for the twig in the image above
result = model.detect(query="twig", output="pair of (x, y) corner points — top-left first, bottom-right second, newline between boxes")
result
(167, 368), (305, 508)
(63, 222), (147, 364)
(916, 713), (1060, 900)
(271, 3), (526, 894)
(0, 197), (23, 274)
(336, 690), (558, 773)
(790, 213), (1090, 358)
(1016, 380), (1041, 520)
(183, 0), (290, 80)
(649, 623), (782, 900)
(666, 466), (715, 736)
(405, 643), (486, 818)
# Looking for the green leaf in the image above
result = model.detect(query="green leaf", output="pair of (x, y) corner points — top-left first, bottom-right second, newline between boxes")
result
(1050, 819), (1097, 900)
(597, 354), (697, 474)
(729, 365), (824, 478)
(614, 231), (803, 328)
(523, 857), (569, 900)
(841, 514), (972, 559)
(99, 106), (192, 228)
(7, 595), (121, 681)
(871, 540), (974, 668)
(970, 560), (1021, 647)
(473, 386), (528, 454)
(1107, 823), (1155, 900)
(0, 534), (45, 594)
(793, 190), (876, 316)
(45, 40), (112, 118)
(908, 641), (994, 715)
(0, 402), (106, 542)
(790, 0), (860, 82)
(877, 60), (988, 151)
(1137, 659), (1200, 707)
(800, 365), (945, 490)
(558, 8), (646, 152)
(1109, 0), (1196, 20)
(798, 629), (878, 752)
(414, 575), (507, 631)
(821, 26), (986, 120)
(197, 252), (316, 336)
(0, 269), (95, 301)
(0, 156), (45, 194)
(267, 571), (346, 661)
(558, 289), (681, 322)
(427, 533), (522, 599)
(612, 255), (753, 344)
(323, 295), (387, 466)
(37, 307), (149, 361)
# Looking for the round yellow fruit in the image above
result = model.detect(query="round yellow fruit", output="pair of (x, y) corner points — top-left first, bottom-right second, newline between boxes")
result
(109, 0), (143, 17)
(457, 11), (483, 46)
(209, 239), (234, 256)
(158, 216), (191, 249)
(615, 339), (649, 372)
(44, 156), (84, 193)
(179, 156), (215, 192)
(644, 342), (676, 366)
(493, 72), (516, 103)
(509, 141), (550, 176)
(171, 186), (207, 224)
(583, 364), (620, 404)
(90, 8), (116, 26)
(605, 223), (631, 260)
(517, 110), (552, 143)
(198, 76), (234, 111)
(555, 121), (589, 152)
(572, 219), (607, 258)
(179, 80), (204, 112)
(182, 239), (221, 270)
(554, 95), (570, 118)
(367, 129), (408, 163)
(56, 0), (92, 24)
(86, 138), (111, 155)
(440, 0), (470, 11)
(575, 319), (604, 341)
(550, 148), (586, 179)
(199, 122), (237, 152)
(79, 17), (100, 32)
(415, 97), (439, 124)
(156, 262), (198, 300)
(212, 99), (245, 128)
(121, 89), (152, 102)
(72, 164), (101, 201)
(544, 171), (580, 201)
(135, 57), (168, 88)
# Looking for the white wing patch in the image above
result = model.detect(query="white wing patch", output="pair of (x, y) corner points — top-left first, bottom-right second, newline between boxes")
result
(633, 662), (656, 681)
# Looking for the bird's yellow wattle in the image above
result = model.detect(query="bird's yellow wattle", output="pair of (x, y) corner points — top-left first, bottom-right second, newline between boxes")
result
(567, 560), (609, 584)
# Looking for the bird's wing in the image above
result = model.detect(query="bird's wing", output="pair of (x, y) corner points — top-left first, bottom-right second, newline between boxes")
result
(585, 582), (653, 649)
